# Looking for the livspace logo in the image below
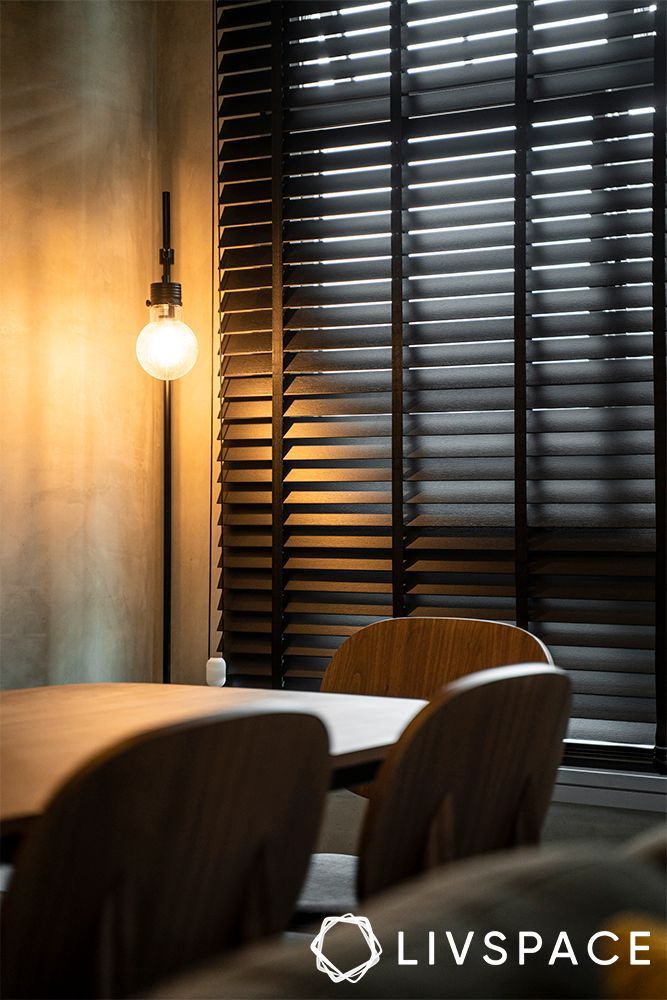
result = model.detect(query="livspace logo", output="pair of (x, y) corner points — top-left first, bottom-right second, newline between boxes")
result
(311, 914), (382, 983)
(311, 915), (652, 984)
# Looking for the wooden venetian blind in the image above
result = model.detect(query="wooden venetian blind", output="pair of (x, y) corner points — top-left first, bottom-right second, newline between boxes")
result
(216, 0), (666, 764)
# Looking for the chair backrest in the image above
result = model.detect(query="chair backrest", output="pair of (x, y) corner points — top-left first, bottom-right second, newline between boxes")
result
(321, 617), (552, 700)
(1, 712), (330, 999)
(357, 664), (571, 900)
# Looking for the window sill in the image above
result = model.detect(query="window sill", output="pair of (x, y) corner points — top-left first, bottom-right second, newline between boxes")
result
(553, 766), (667, 813)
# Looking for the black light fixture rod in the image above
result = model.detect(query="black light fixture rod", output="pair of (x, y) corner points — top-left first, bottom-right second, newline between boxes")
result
(163, 378), (172, 684)
(162, 191), (171, 248)
(159, 190), (174, 684)
(160, 190), (174, 284)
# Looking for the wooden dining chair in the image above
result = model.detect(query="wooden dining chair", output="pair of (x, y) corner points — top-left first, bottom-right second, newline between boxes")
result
(321, 616), (553, 700)
(319, 617), (552, 812)
(1, 711), (330, 999)
(298, 664), (571, 916)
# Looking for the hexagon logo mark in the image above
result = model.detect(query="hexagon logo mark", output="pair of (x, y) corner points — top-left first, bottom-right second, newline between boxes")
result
(311, 913), (382, 984)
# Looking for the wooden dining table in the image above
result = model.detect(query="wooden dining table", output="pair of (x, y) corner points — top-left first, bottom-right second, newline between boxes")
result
(0, 682), (426, 844)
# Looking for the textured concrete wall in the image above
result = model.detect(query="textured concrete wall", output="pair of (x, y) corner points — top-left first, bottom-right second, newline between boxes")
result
(0, 1), (163, 686)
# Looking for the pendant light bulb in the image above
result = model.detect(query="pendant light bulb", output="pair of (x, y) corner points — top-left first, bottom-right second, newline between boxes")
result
(136, 303), (198, 381)
(137, 190), (198, 381)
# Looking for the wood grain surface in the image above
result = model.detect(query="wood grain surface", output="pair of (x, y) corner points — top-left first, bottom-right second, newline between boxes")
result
(1, 712), (330, 998)
(322, 617), (552, 700)
(0, 683), (425, 835)
(358, 664), (572, 899)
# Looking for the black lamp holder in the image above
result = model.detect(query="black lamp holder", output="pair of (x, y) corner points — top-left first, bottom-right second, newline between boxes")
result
(147, 191), (182, 308)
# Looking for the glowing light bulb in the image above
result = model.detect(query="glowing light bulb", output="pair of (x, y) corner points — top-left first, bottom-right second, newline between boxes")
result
(136, 303), (198, 381)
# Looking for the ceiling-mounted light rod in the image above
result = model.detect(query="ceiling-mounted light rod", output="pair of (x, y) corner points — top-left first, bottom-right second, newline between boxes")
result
(160, 191), (173, 284)
(135, 192), (199, 685)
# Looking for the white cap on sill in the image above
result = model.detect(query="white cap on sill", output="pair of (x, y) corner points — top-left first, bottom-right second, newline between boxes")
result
(206, 657), (227, 687)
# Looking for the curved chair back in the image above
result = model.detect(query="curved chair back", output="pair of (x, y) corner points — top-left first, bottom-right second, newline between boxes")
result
(1, 712), (329, 999)
(358, 664), (571, 899)
(321, 617), (552, 700)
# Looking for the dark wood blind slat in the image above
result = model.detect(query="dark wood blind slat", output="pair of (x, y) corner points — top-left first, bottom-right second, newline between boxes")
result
(216, 0), (665, 755)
